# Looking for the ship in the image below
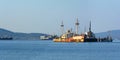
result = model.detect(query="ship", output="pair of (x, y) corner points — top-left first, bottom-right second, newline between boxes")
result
(53, 19), (112, 42)
(0, 37), (13, 40)
(40, 35), (58, 40)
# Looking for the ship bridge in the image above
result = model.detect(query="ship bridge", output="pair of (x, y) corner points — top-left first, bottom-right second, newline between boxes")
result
(61, 30), (74, 39)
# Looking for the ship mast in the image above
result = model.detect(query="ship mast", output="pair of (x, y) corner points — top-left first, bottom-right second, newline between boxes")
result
(84, 26), (86, 33)
(61, 21), (64, 34)
(75, 18), (79, 34)
(89, 21), (91, 32)
(88, 21), (94, 37)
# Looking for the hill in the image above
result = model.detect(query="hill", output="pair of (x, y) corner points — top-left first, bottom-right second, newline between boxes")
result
(0, 28), (48, 40)
(95, 30), (120, 40)
(0, 28), (120, 40)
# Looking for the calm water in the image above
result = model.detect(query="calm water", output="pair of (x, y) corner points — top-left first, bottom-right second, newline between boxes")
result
(0, 40), (120, 60)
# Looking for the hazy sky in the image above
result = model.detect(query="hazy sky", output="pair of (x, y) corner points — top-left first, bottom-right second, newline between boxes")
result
(0, 0), (120, 34)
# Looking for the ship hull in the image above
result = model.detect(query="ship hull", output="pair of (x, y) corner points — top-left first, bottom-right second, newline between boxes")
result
(53, 38), (112, 42)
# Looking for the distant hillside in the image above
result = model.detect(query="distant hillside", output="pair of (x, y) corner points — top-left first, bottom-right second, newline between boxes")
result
(0, 28), (48, 40)
(95, 30), (120, 40)
(1, 28), (120, 40)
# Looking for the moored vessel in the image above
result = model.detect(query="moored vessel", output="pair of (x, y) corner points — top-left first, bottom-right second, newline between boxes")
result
(53, 19), (112, 42)
(0, 37), (13, 40)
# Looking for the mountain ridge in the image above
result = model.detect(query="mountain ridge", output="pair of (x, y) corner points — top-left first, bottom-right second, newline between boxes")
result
(0, 28), (48, 40)
(95, 30), (120, 40)
(0, 28), (120, 40)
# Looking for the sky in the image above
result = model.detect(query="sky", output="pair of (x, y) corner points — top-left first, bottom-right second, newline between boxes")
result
(0, 0), (120, 34)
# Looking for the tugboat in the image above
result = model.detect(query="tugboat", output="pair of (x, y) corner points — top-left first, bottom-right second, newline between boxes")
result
(53, 19), (112, 42)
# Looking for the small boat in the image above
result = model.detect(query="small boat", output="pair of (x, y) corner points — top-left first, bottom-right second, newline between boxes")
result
(40, 35), (57, 40)
(0, 37), (13, 40)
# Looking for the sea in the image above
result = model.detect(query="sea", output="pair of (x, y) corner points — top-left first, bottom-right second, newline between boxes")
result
(0, 40), (120, 60)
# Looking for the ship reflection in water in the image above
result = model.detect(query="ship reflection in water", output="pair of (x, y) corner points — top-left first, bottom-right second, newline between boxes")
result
(54, 19), (112, 42)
